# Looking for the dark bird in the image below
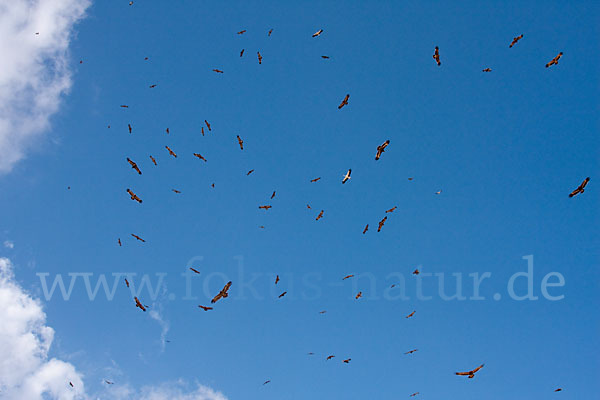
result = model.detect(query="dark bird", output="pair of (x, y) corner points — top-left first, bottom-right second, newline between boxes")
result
(375, 140), (390, 160)
(70, 382), (74, 387)
(278, 291), (287, 298)
(275, 275), (280, 284)
(124, 278), (129, 287)
(211, 281), (232, 303)
(198, 305), (213, 311)
(213, 69), (224, 73)
(435, 190), (442, 195)
(271, 191), (276, 199)
(482, 68), (492, 72)
(310, 177), (321, 182)
(338, 94), (350, 109)
(126, 189), (142, 203)
(193, 153), (207, 162)
(127, 158), (142, 175)
(355, 291), (362, 299)
(263, 380), (271, 385)
(268, 29), (273, 36)
(342, 274), (354, 280)
(377, 216), (387, 232)
(134, 296), (146, 311)
(118, 238), (122, 247)
(326, 355), (335, 360)
(342, 169), (351, 184)
(201, 127), (205, 136)
(128, 124), (132, 133)
(433, 46), (441, 66)
(257, 52), (262, 64)
(404, 349), (418, 354)
(105, 380), (114, 385)
(363, 224), (369, 234)
(554, 388), (563, 392)
(316, 210), (324, 220)
(307, 204), (312, 209)
(150, 155), (157, 165)
(343, 358), (351, 363)
(509, 34), (523, 48)
(410, 393), (420, 397)
(259, 205), (272, 210)
(321, 55), (330, 59)
(149, 84), (156, 88)
(205, 120), (212, 131)
(190, 267), (200, 274)
(165, 145), (177, 158)
(237, 30), (246, 34)
(131, 234), (145, 243)
(172, 189), (181, 194)
(385, 206), (397, 213)
(120, 105), (129, 108)
(406, 310), (416, 318)
(319, 311), (326, 314)
(240, 49), (245, 57)
(546, 52), (563, 68)
(165, 128), (169, 134)
(237, 135), (244, 150)
(413, 269), (420, 275)
(569, 177), (589, 197)
(312, 29), (323, 37)
(455, 364), (484, 379)
(247, 169), (254, 175)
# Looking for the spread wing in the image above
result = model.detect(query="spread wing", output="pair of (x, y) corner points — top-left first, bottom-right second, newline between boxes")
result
(363, 224), (369, 234)
(237, 135), (243, 149)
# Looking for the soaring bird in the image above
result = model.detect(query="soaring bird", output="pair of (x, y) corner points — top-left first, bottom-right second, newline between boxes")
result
(455, 364), (484, 379)
(201, 127), (205, 136)
(355, 292), (362, 299)
(275, 275), (280, 284)
(259, 205), (272, 210)
(237, 30), (246, 34)
(316, 210), (324, 220)
(312, 29), (323, 37)
(172, 189), (181, 194)
(131, 234), (145, 242)
(546, 52), (563, 68)
(237, 135), (244, 150)
(205, 120), (212, 131)
(435, 190), (442, 195)
(198, 305), (213, 311)
(433, 46), (441, 66)
(70, 382), (74, 387)
(404, 349), (418, 354)
(363, 224), (369, 234)
(554, 388), (562, 392)
(311, 177), (321, 182)
(118, 238), (122, 247)
(190, 267), (200, 274)
(240, 49), (245, 57)
(377, 216), (387, 232)
(509, 34), (523, 48)
(319, 311), (326, 314)
(410, 393), (420, 397)
(128, 124), (132, 133)
(342, 274), (354, 280)
(257, 52), (262, 64)
(385, 206), (397, 213)
(482, 68), (492, 72)
(406, 310), (416, 318)
(263, 380), (271, 385)
(105, 380), (114, 385)
(126, 189), (142, 203)
(343, 358), (351, 363)
(165, 145), (177, 158)
(212, 69), (224, 73)
(120, 105), (129, 108)
(165, 128), (169, 134)
(149, 84), (157, 88)
(211, 281), (232, 303)
(149, 155), (157, 165)
(134, 297), (146, 311)
(268, 29), (273, 36)
(321, 55), (330, 59)
(569, 177), (590, 197)
(278, 291), (287, 298)
(413, 269), (420, 275)
(307, 204), (312, 209)
(326, 355), (335, 360)
(338, 94), (350, 109)
(193, 153), (207, 162)
(124, 278), (129, 287)
(271, 191), (276, 199)
(247, 169), (255, 175)
(127, 158), (142, 175)
(342, 169), (351, 184)
(375, 140), (390, 160)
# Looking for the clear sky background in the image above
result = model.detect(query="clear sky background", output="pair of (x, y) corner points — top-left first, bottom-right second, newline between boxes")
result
(0, 0), (598, 399)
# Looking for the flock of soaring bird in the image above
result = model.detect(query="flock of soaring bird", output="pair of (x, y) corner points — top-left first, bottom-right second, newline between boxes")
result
(62, 17), (589, 394)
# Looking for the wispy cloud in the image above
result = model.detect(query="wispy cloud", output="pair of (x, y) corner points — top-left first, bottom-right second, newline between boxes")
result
(0, 0), (90, 174)
(3, 240), (14, 249)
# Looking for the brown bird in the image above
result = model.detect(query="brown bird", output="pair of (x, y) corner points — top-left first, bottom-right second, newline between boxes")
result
(193, 153), (207, 162)
(257, 52), (262, 64)
(404, 349), (418, 354)
(385, 206), (397, 213)
(237, 135), (244, 150)
(120, 105), (129, 108)
(128, 124), (132, 133)
(205, 120), (212, 131)
(307, 204), (312, 209)
(165, 146), (177, 158)
(70, 382), (74, 387)
(482, 68), (492, 72)
(211, 281), (232, 303)
(213, 69), (224, 73)
(247, 169), (254, 175)
(237, 30), (246, 34)
(172, 189), (181, 194)
(275, 275), (280, 284)
(321, 55), (330, 59)
(118, 238), (122, 247)
(375, 140), (390, 160)
(198, 305), (213, 311)
(413, 269), (420, 275)
(131, 233), (145, 243)
(406, 310), (416, 318)
(278, 291), (287, 298)
(455, 364), (484, 379)
(569, 177), (590, 197)
(319, 311), (326, 314)
(149, 84), (157, 88)
(342, 169), (351, 184)
(377, 216), (387, 232)
(342, 274), (354, 280)
(259, 205), (272, 210)
(240, 49), (245, 57)
(355, 291), (362, 299)
(343, 358), (351, 363)
(410, 393), (420, 397)
(312, 29), (323, 37)
(338, 94), (350, 109)
(271, 191), (276, 199)
(127, 158), (142, 175)
(310, 177), (321, 182)
(546, 52), (563, 68)
(263, 380), (271, 385)
(134, 296), (146, 311)
(326, 355), (335, 360)
(433, 46), (441, 66)
(126, 189), (142, 203)
(435, 190), (442, 195)
(316, 210), (324, 220)
(268, 28), (273, 36)
(124, 278), (129, 287)
(201, 127), (205, 136)
(259, 225), (265, 229)
(509, 34), (523, 48)
(149, 155), (157, 165)
(190, 267), (200, 274)
(554, 388), (562, 392)
(165, 128), (169, 134)
(363, 224), (369, 234)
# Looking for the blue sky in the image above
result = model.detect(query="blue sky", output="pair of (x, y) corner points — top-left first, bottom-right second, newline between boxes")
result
(0, 0), (598, 399)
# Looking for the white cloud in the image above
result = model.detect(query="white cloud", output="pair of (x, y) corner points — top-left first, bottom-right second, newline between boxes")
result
(3, 240), (14, 249)
(0, 0), (91, 174)
(0, 257), (228, 400)
(148, 308), (170, 353)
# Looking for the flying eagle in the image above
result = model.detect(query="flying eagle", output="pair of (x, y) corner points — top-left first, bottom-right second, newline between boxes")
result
(343, 358), (351, 363)
(275, 275), (280, 284)
(237, 30), (246, 34)
(406, 310), (416, 318)
(124, 278), (129, 287)
(211, 281), (232, 303)
(212, 69), (224, 73)
(338, 94), (350, 109)
(546, 52), (563, 68)
(257, 52), (262, 64)
(342, 274), (354, 280)
(205, 120), (212, 131)
(128, 124), (132, 133)
(363, 224), (369, 234)
(377, 216), (387, 232)
(268, 29), (273, 36)
(404, 349), (418, 354)
(482, 68), (492, 72)
(134, 297), (146, 311)
(247, 169), (254, 175)
(240, 49), (244, 57)
(312, 29), (323, 37)
(259, 205), (272, 210)
(433, 46), (441, 66)
(118, 238), (122, 247)
(316, 210), (324, 220)
(569, 177), (589, 197)
(326, 355), (335, 360)
(342, 169), (351, 184)
(509, 34), (523, 48)
(455, 364), (484, 378)
(149, 155), (157, 165)
(311, 177), (321, 182)
(193, 153), (207, 162)
(165, 146), (177, 158)
(131, 233), (145, 242)
(413, 269), (420, 275)
(237, 135), (244, 150)
(278, 291), (287, 298)
(126, 189), (142, 203)
(355, 291), (362, 299)
(271, 191), (276, 199)
(385, 206), (397, 213)
(127, 158), (142, 175)
(375, 140), (390, 160)
(190, 267), (200, 274)
(198, 305), (213, 311)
